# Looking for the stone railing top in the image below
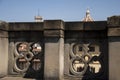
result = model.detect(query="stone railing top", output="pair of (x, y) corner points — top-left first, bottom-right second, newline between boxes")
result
(0, 20), (8, 31)
(107, 15), (120, 27)
(8, 21), (107, 31)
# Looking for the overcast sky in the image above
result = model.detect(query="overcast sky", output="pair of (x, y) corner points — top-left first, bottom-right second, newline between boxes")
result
(0, 0), (120, 22)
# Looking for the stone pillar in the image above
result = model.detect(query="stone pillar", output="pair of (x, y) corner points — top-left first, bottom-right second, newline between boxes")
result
(107, 16), (120, 80)
(0, 21), (8, 78)
(44, 20), (64, 80)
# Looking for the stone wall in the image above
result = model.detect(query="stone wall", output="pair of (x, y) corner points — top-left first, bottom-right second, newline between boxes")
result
(44, 20), (64, 80)
(0, 21), (8, 78)
(0, 16), (120, 80)
(64, 22), (108, 80)
(108, 16), (120, 80)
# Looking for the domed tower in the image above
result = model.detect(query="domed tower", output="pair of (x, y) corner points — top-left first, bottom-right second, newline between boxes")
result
(82, 9), (94, 22)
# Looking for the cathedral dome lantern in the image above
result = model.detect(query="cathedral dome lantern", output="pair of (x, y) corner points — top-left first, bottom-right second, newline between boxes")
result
(82, 9), (94, 22)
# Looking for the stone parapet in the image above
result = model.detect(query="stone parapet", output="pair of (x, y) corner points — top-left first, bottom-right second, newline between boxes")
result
(108, 28), (120, 36)
(107, 16), (120, 80)
(0, 21), (8, 78)
(44, 20), (64, 80)
(44, 20), (64, 30)
(44, 20), (64, 38)
(107, 16), (120, 27)
(65, 21), (106, 31)
(1, 15), (120, 80)
(9, 22), (43, 31)
(108, 16), (120, 36)
(0, 21), (8, 31)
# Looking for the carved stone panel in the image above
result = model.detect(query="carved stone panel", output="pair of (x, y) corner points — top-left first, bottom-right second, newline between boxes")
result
(9, 42), (44, 78)
(64, 40), (108, 80)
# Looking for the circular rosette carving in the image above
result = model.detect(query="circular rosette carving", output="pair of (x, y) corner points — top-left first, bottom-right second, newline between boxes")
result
(82, 54), (92, 63)
(70, 57), (88, 75)
(14, 42), (29, 57)
(70, 43), (84, 58)
(13, 42), (44, 74)
(31, 43), (42, 55)
(32, 58), (41, 71)
(14, 57), (30, 73)
(88, 44), (101, 57)
(89, 60), (102, 74)
(24, 52), (34, 61)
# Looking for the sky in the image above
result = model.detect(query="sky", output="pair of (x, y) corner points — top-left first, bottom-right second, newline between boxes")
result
(0, 0), (120, 22)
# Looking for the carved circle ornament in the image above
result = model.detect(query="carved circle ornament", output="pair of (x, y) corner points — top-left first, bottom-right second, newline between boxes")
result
(89, 60), (102, 74)
(14, 42), (42, 73)
(31, 43), (42, 55)
(70, 57), (88, 75)
(70, 43), (101, 76)
(32, 58), (41, 71)
(70, 43), (84, 58)
(14, 57), (30, 73)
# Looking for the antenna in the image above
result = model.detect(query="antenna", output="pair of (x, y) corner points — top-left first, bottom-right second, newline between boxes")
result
(34, 9), (43, 22)
(38, 9), (40, 16)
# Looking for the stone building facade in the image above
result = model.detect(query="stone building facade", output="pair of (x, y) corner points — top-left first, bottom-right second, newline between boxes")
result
(0, 16), (120, 80)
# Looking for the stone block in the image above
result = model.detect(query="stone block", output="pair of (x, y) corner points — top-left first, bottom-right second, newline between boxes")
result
(44, 30), (64, 38)
(0, 21), (8, 30)
(65, 22), (84, 30)
(44, 20), (64, 30)
(108, 28), (120, 36)
(44, 37), (64, 80)
(0, 31), (8, 78)
(65, 21), (106, 31)
(109, 37), (120, 80)
(9, 22), (43, 31)
(107, 16), (120, 27)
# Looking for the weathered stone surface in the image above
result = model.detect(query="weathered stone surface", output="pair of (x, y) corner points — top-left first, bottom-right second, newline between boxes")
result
(0, 31), (8, 78)
(9, 22), (43, 31)
(44, 30), (64, 38)
(1, 16), (120, 80)
(108, 16), (120, 27)
(44, 20), (64, 30)
(44, 20), (64, 80)
(0, 77), (35, 80)
(65, 22), (84, 30)
(0, 21), (8, 30)
(108, 28), (120, 36)
(0, 30), (8, 38)
(65, 21), (106, 30)
(109, 37), (120, 80)
(8, 31), (44, 79)
(0, 21), (8, 78)
(44, 38), (64, 80)
(84, 21), (107, 30)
